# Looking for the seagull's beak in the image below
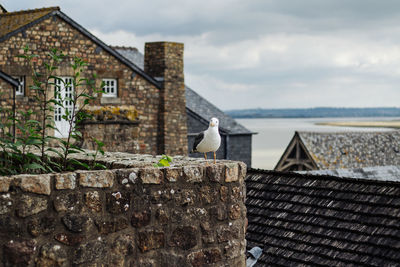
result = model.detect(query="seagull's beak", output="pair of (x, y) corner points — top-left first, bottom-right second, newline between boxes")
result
(210, 122), (215, 127)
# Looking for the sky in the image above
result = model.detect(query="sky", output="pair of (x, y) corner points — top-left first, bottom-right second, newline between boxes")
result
(3, 0), (400, 110)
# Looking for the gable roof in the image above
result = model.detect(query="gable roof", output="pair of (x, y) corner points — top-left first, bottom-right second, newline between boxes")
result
(278, 131), (400, 170)
(0, 70), (19, 87)
(246, 169), (400, 266)
(299, 165), (400, 182)
(112, 46), (253, 135)
(0, 7), (161, 89)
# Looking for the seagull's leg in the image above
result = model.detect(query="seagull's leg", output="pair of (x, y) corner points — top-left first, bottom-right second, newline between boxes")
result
(204, 153), (209, 165)
(214, 152), (216, 164)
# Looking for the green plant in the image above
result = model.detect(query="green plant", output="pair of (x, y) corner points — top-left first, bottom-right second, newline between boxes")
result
(53, 57), (104, 171)
(0, 46), (106, 175)
(153, 154), (173, 167)
(86, 138), (106, 170)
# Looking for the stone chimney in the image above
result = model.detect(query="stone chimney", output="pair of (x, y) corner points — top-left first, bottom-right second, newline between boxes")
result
(144, 42), (188, 156)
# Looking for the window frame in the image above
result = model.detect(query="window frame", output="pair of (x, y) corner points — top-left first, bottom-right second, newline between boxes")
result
(14, 76), (25, 96)
(102, 78), (118, 98)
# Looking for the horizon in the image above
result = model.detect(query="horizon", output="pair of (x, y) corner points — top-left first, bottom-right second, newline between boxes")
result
(225, 106), (400, 111)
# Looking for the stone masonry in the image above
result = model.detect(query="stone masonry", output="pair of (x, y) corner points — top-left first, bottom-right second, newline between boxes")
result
(0, 76), (13, 110)
(0, 152), (247, 266)
(144, 42), (188, 156)
(0, 8), (188, 156)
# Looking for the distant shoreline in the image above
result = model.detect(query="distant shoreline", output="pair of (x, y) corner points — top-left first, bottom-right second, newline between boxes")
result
(226, 107), (400, 119)
(316, 121), (400, 129)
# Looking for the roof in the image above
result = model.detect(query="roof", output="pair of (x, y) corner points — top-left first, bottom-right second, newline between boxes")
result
(0, 7), (59, 38)
(111, 46), (144, 69)
(112, 46), (253, 135)
(185, 86), (252, 134)
(0, 5), (7, 13)
(297, 131), (400, 169)
(246, 168), (400, 266)
(0, 7), (161, 89)
(0, 69), (19, 87)
(298, 165), (400, 182)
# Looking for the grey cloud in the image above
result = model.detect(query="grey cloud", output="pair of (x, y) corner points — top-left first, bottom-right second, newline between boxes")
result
(4, 0), (400, 108)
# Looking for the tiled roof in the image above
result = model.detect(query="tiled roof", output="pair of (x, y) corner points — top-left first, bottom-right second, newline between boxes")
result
(299, 165), (400, 182)
(0, 7), (59, 38)
(112, 46), (253, 135)
(298, 131), (400, 169)
(246, 169), (400, 266)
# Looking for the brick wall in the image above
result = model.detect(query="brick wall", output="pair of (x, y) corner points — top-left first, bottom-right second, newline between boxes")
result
(0, 152), (247, 266)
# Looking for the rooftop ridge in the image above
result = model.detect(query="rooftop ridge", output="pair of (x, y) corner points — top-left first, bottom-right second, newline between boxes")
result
(248, 168), (400, 186)
(1, 6), (60, 16)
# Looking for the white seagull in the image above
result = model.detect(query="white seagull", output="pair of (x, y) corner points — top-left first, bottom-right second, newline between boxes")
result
(191, 117), (221, 164)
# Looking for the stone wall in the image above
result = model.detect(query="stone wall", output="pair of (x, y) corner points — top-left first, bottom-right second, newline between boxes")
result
(79, 106), (141, 153)
(144, 42), (188, 156)
(0, 77), (13, 110)
(0, 152), (247, 266)
(0, 14), (161, 155)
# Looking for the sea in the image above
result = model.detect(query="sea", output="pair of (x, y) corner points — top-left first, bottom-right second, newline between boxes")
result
(236, 117), (400, 170)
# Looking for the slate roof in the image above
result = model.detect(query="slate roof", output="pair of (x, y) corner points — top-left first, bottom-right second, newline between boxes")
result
(297, 131), (400, 169)
(0, 7), (160, 88)
(246, 169), (400, 266)
(112, 46), (253, 135)
(185, 86), (252, 134)
(112, 46), (144, 69)
(299, 165), (400, 182)
(0, 69), (19, 87)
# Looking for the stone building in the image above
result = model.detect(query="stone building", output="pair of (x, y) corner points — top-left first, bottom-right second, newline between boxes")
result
(0, 5), (254, 166)
(0, 5), (187, 156)
(114, 46), (254, 167)
(275, 131), (400, 171)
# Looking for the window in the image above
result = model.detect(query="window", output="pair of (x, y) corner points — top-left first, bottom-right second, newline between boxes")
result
(54, 77), (75, 138)
(14, 76), (25, 96)
(102, 78), (117, 97)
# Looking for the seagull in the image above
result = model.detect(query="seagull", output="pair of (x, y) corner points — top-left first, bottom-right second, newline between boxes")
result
(191, 117), (221, 164)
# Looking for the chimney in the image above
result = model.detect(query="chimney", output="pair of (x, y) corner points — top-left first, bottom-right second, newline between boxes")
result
(144, 42), (188, 156)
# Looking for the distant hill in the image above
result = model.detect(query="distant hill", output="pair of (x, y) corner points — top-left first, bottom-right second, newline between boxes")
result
(225, 107), (400, 118)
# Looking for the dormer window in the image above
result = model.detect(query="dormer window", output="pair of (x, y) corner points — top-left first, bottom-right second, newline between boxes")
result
(102, 78), (117, 98)
(14, 76), (25, 96)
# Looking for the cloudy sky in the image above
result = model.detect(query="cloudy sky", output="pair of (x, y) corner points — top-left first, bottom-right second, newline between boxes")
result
(4, 0), (400, 110)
